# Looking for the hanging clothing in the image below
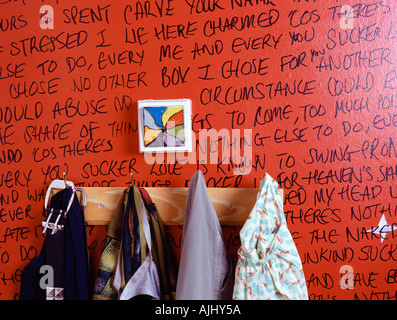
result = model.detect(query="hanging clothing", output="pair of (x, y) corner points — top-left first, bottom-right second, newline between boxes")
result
(62, 187), (90, 300)
(92, 190), (127, 300)
(20, 187), (90, 300)
(121, 187), (145, 291)
(19, 248), (45, 300)
(175, 170), (234, 300)
(93, 187), (177, 300)
(233, 173), (308, 300)
(140, 187), (178, 300)
(113, 189), (161, 300)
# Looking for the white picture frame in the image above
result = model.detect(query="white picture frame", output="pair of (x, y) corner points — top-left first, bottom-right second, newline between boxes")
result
(137, 99), (192, 153)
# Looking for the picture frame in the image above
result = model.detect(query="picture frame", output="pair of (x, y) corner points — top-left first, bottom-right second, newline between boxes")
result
(137, 99), (192, 153)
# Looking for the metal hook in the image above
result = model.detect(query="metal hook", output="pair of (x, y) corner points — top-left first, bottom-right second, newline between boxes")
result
(42, 211), (53, 234)
(63, 172), (68, 189)
(129, 172), (134, 187)
(51, 214), (62, 235)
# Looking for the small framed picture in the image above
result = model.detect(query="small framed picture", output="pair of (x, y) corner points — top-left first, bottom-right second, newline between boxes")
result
(137, 99), (192, 153)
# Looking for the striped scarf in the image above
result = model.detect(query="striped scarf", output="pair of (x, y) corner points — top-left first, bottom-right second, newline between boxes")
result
(92, 187), (177, 300)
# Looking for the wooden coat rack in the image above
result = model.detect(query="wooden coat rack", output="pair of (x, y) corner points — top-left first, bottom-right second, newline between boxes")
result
(48, 175), (283, 226)
(81, 187), (284, 226)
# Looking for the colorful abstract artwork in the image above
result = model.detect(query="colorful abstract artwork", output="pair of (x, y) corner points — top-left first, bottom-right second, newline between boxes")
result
(138, 99), (192, 152)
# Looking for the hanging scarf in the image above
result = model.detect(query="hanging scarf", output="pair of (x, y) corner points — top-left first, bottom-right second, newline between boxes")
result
(93, 187), (177, 300)
(139, 188), (177, 300)
(114, 188), (161, 300)
(92, 189), (127, 300)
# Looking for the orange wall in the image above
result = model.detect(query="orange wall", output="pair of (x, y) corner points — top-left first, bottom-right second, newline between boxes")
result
(1, 0), (397, 300)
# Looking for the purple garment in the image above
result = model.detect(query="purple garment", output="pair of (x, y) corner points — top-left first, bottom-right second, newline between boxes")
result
(175, 171), (234, 300)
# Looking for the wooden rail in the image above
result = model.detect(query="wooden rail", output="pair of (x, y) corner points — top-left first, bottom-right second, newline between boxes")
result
(80, 187), (283, 226)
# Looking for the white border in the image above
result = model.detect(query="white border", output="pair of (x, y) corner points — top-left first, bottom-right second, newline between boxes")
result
(137, 99), (192, 153)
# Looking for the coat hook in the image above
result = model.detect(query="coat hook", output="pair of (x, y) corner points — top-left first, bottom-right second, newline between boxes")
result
(129, 172), (134, 187)
(63, 172), (68, 189)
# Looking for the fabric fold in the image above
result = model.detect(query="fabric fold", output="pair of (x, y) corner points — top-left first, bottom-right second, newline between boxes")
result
(233, 173), (308, 300)
(92, 190), (127, 300)
(176, 170), (234, 300)
(20, 187), (90, 300)
(93, 186), (177, 300)
(113, 194), (161, 300)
